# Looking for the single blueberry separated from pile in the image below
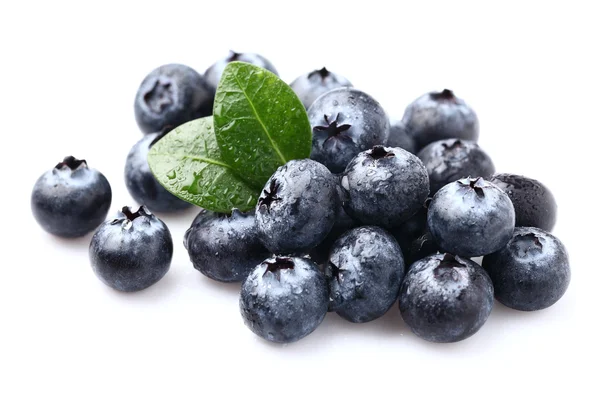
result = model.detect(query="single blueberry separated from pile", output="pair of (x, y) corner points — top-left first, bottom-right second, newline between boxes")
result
(184, 208), (270, 283)
(255, 159), (338, 255)
(341, 146), (429, 228)
(388, 120), (416, 154)
(428, 177), (515, 257)
(399, 253), (494, 343)
(31, 156), (112, 238)
(134, 64), (213, 134)
(326, 226), (405, 323)
(125, 129), (192, 212)
(239, 256), (329, 343)
(402, 89), (479, 151)
(290, 67), (352, 109)
(308, 87), (390, 174)
(489, 173), (558, 231)
(204, 51), (278, 95)
(89, 206), (173, 292)
(417, 139), (495, 195)
(482, 227), (570, 311)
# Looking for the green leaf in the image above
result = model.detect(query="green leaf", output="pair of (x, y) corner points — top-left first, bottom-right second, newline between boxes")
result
(213, 61), (312, 189)
(148, 116), (258, 213)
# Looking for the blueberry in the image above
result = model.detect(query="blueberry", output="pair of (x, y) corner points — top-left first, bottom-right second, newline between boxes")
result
(402, 89), (479, 151)
(399, 253), (494, 343)
(417, 139), (495, 195)
(239, 256), (328, 343)
(341, 146), (429, 228)
(255, 159), (337, 255)
(204, 51), (278, 94)
(31, 156), (112, 238)
(326, 226), (405, 323)
(290, 67), (352, 109)
(489, 173), (557, 231)
(89, 206), (173, 292)
(388, 120), (416, 154)
(308, 87), (390, 174)
(428, 177), (515, 257)
(125, 130), (192, 212)
(184, 208), (270, 283)
(482, 227), (570, 311)
(134, 64), (212, 134)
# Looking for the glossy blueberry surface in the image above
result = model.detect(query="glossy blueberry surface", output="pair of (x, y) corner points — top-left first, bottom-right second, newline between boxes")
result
(402, 89), (479, 151)
(341, 146), (429, 228)
(417, 139), (495, 195)
(89, 206), (173, 292)
(308, 87), (390, 174)
(239, 256), (328, 343)
(134, 64), (212, 134)
(388, 120), (416, 154)
(184, 208), (269, 283)
(255, 159), (337, 255)
(427, 177), (515, 257)
(290, 67), (352, 109)
(326, 226), (405, 323)
(482, 227), (570, 311)
(399, 253), (494, 343)
(489, 173), (557, 231)
(125, 131), (192, 212)
(31, 156), (112, 238)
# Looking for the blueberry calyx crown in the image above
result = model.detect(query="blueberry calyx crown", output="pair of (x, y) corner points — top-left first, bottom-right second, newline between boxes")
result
(430, 89), (457, 103)
(458, 177), (487, 198)
(258, 179), (282, 213)
(441, 139), (466, 152)
(226, 51), (242, 62)
(328, 261), (344, 283)
(369, 146), (395, 160)
(313, 114), (352, 144)
(309, 67), (330, 80)
(55, 156), (87, 170)
(113, 206), (153, 227)
(263, 257), (295, 280)
(513, 232), (544, 257)
(144, 77), (174, 114)
(433, 254), (467, 281)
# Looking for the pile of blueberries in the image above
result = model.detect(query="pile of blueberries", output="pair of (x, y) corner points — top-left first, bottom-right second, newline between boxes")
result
(31, 51), (570, 344)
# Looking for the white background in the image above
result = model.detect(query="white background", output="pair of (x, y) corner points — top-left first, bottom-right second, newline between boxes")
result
(1, 1), (598, 396)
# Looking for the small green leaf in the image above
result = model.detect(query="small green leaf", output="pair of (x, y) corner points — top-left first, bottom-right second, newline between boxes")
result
(213, 62), (312, 189)
(148, 116), (258, 213)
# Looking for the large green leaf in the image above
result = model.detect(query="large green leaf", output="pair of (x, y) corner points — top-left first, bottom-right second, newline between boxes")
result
(148, 116), (258, 213)
(213, 62), (312, 189)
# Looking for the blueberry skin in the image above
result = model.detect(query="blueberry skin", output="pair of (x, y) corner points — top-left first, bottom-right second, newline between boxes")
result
(482, 227), (570, 311)
(399, 253), (494, 343)
(402, 89), (479, 151)
(134, 64), (212, 134)
(326, 226), (405, 323)
(184, 208), (270, 283)
(428, 177), (515, 257)
(239, 256), (329, 343)
(125, 132), (192, 212)
(489, 173), (557, 231)
(255, 159), (337, 255)
(31, 156), (112, 238)
(388, 120), (416, 154)
(290, 67), (352, 109)
(418, 139), (495, 195)
(89, 206), (173, 292)
(341, 146), (429, 228)
(204, 51), (278, 93)
(308, 87), (390, 174)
